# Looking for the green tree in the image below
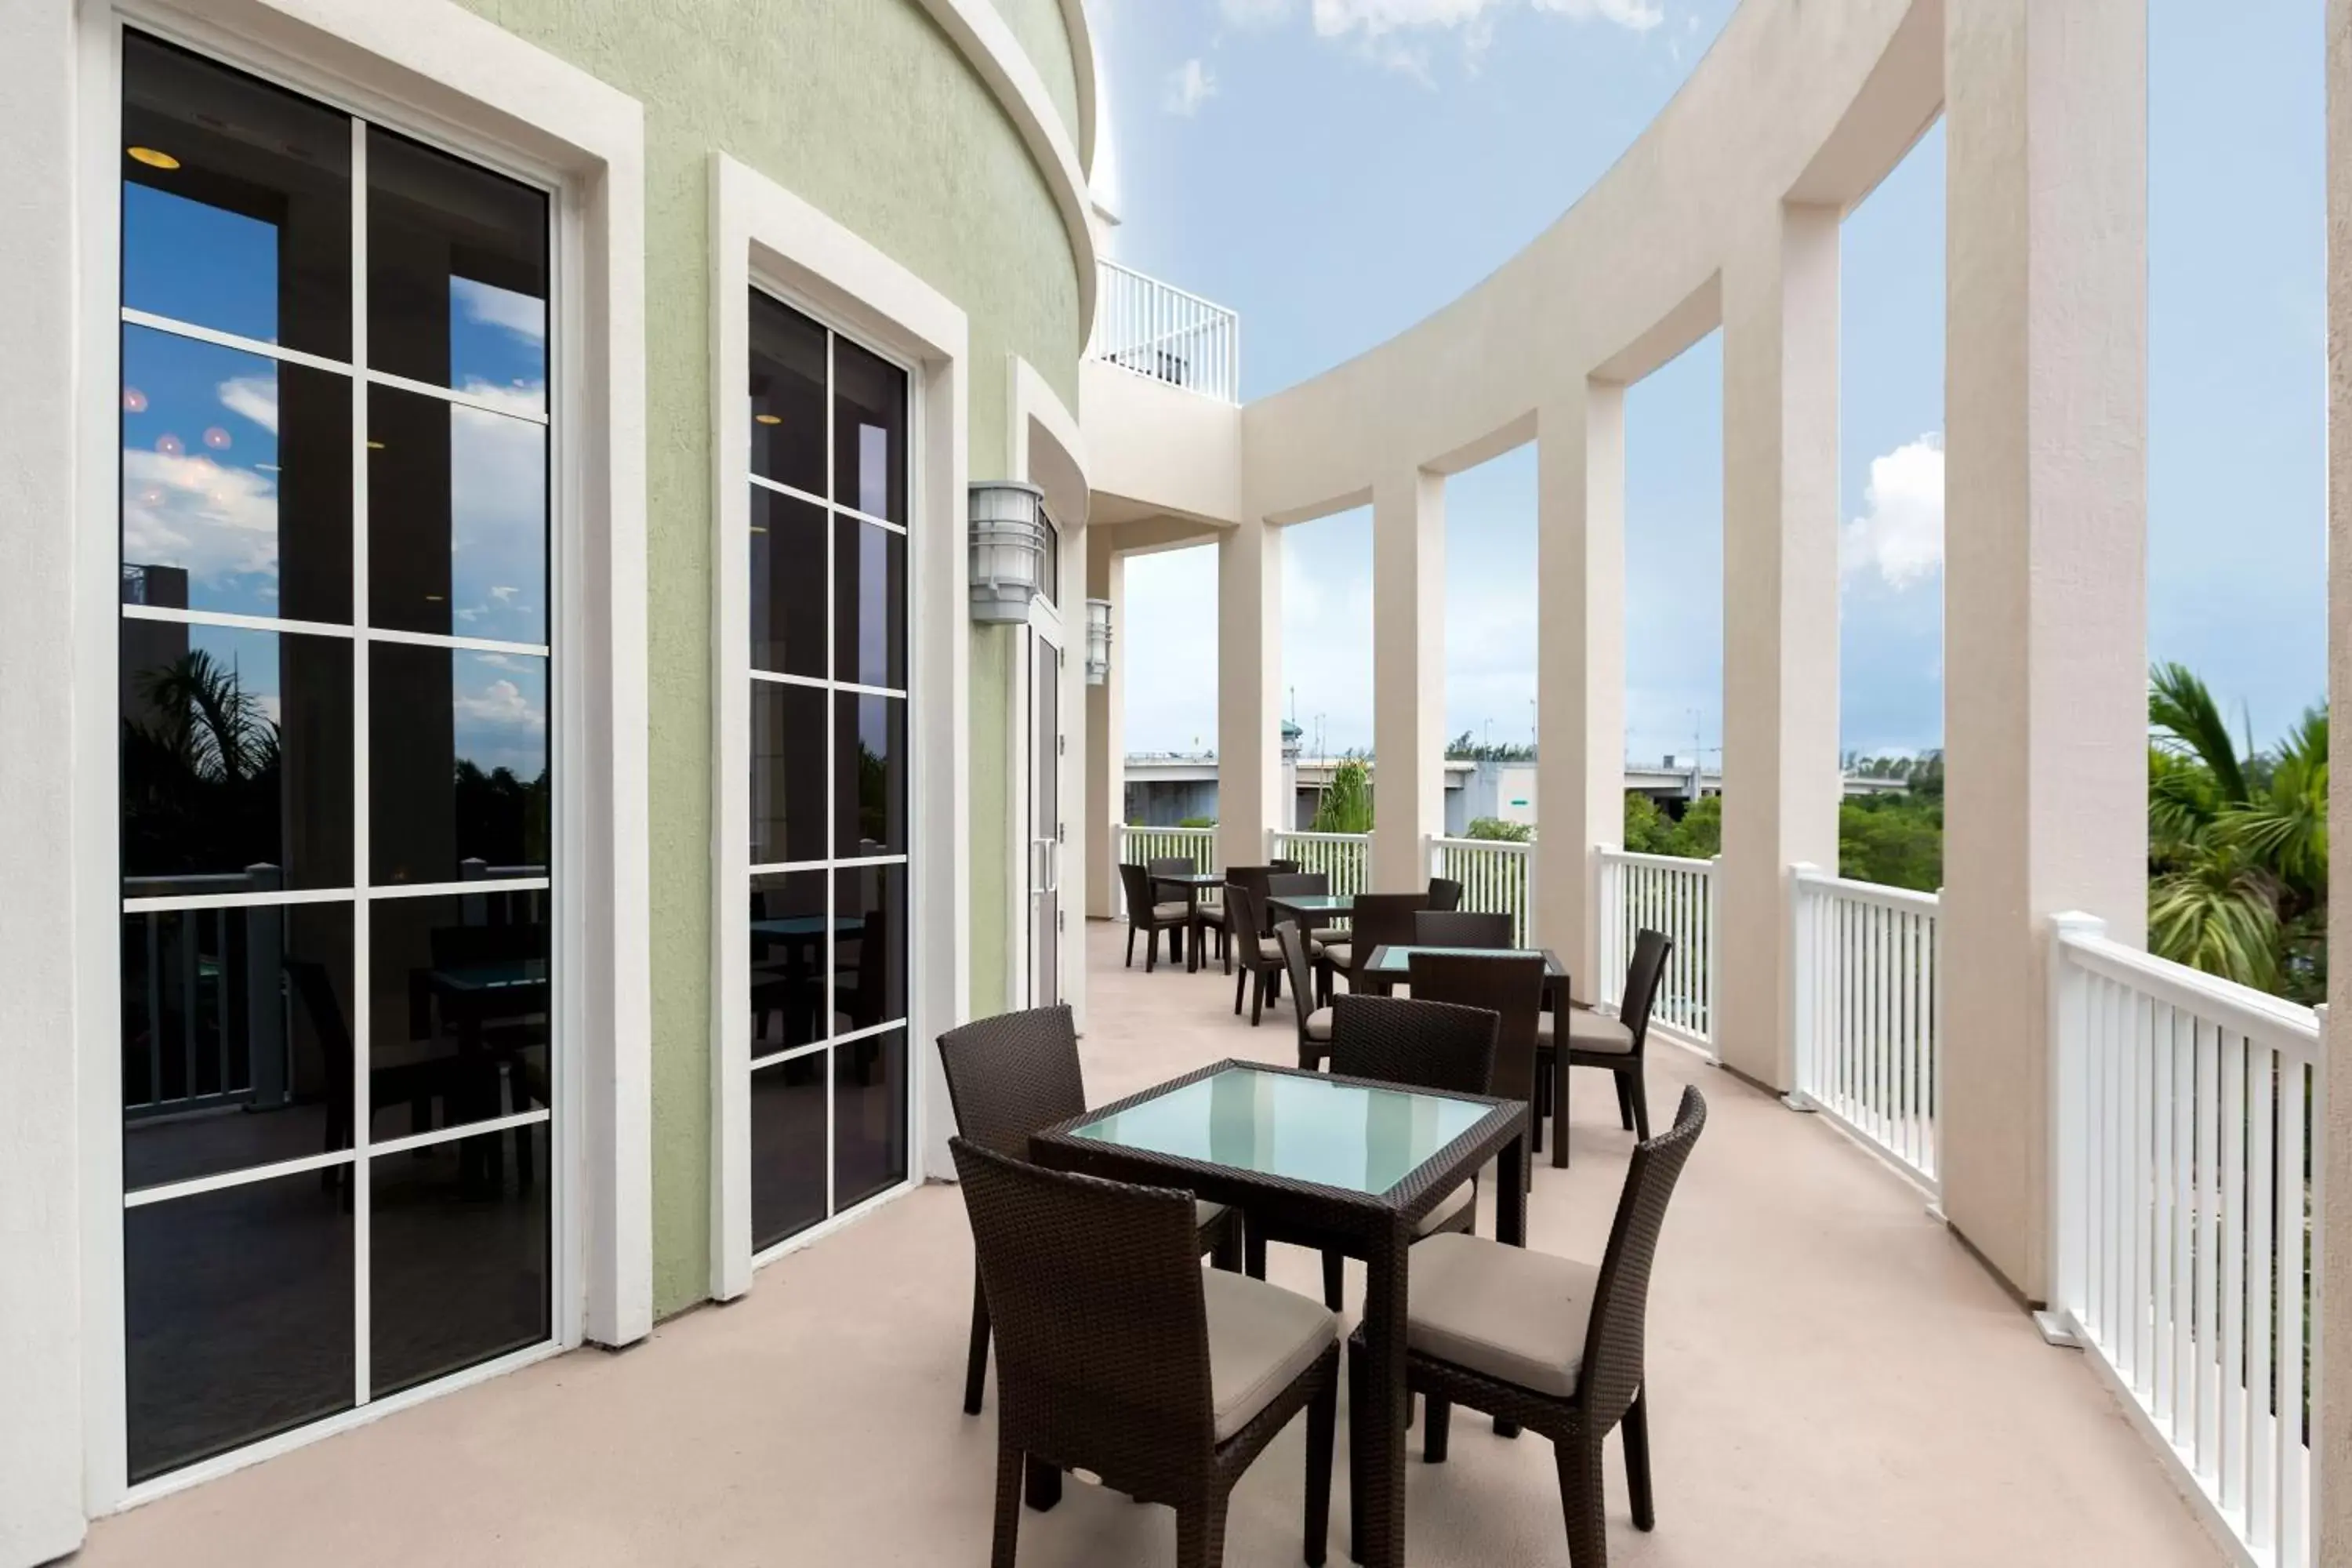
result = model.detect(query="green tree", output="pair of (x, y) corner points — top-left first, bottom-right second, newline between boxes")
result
(1622, 791), (1674, 854)
(1465, 816), (1532, 843)
(1312, 756), (1375, 833)
(1664, 795), (1722, 859)
(1838, 793), (1943, 891)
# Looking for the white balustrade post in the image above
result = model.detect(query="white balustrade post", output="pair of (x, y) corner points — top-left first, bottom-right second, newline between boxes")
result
(2036, 911), (2105, 1348)
(243, 862), (286, 1110)
(1783, 864), (1820, 1112)
(1706, 853), (1724, 1060)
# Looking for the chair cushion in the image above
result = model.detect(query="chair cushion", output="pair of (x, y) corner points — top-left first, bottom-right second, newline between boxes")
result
(1413, 1181), (1475, 1238)
(1202, 1268), (1340, 1442)
(1259, 937), (1285, 961)
(1151, 901), (1192, 921)
(1318, 943), (1352, 969)
(1557, 1011), (1634, 1054)
(1196, 1200), (1229, 1231)
(1309, 927), (1348, 945)
(1406, 1231), (1597, 1399)
(1304, 1007), (1333, 1042)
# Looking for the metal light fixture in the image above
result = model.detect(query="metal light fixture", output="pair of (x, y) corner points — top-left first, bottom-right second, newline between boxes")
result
(967, 481), (1047, 622)
(1084, 598), (1113, 685)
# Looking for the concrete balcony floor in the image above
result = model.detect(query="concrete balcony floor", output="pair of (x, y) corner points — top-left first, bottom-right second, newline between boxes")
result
(82, 921), (2222, 1568)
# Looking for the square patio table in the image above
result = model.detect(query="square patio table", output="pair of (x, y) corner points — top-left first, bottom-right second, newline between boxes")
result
(1031, 1059), (1530, 1568)
(1265, 890), (1354, 924)
(1367, 946), (1580, 1170)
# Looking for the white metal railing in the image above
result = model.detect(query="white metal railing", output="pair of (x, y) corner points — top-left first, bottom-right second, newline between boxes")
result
(1595, 848), (1717, 1055)
(2045, 915), (2323, 1568)
(1788, 866), (1942, 1191)
(1115, 825), (1220, 920)
(1269, 830), (1370, 897)
(1428, 837), (1534, 947)
(1087, 260), (1240, 404)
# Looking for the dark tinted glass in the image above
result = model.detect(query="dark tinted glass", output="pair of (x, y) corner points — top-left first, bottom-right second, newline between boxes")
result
(124, 1171), (354, 1483)
(122, 34), (352, 359)
(834, 1028), (907, 1210)
(123, 903), (354, 1192)
(834, 516), (905, 690)
(836, 693), (906, 858)
(370, 644), (550, 884)
(750, 871), (829, 1057)
(368, 895), (548, 1142)
(368, 383), (548, 643)
(748, 292), (826, 495)
(750, 1053), (827, 1250)
(832, 863), (908, 1033)
(366, 127), (547, 410)
(751, 682), (827, 866)
(121, 326), (351, 622)
(121, 622), (351, 891)
(750, 487), (826, 679)
(370, 1126), (550, 1396)
(832, 337), (906, 522)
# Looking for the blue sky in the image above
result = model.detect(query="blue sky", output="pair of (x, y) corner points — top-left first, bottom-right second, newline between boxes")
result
(1103, 0), (2325, 768)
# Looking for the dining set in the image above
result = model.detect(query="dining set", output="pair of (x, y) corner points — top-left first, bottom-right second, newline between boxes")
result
(938, 865), (1703, 1566)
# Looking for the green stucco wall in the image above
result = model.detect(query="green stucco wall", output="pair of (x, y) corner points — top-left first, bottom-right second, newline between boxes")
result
(451, 0), (1083, 1317)
(988, 0), (1082, 151)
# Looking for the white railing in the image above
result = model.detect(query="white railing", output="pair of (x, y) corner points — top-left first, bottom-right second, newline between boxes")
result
(2045, 915), (2323, 1568)
(1428, 837), (1534, 947)
(1115, 825), (1220, 920)
(1087, 260), (1240, 404)
(1269, 829), (1371, 897)
(1788, 866), (1942, 1192)
(1595, 848), (1717, 1055)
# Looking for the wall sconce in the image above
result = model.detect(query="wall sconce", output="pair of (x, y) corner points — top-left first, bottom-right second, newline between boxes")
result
(1084, 598), (1113, 686)
(967, 481), (1047, 622)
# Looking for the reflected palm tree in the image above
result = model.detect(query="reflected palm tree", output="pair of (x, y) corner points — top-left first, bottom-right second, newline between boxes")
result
(122, 649), (281, 873)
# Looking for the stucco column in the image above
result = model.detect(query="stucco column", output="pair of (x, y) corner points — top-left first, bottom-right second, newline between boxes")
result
(1534, 382), (1626, 992)
(1715, 201), (1842, 1092)
(1371, 467), (1445, 890)
(1217, 518), (1282, 870)
(1942, 0), (2148, 1300)
(1084, 540), (1123, 919)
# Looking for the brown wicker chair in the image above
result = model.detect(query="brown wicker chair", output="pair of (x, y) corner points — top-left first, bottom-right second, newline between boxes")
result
(1215, 866), (1273, 975)
(1149, 856), (1208, 968)
(1426, 877), (1464, 912)
(1319, 891), (1425, 1004)
(952, 1138), (1340, 1568)
(937, 1005), (1243, 1417)
(1413, 909), (1512, 949)
(1348, 1086), (1708, 1568)
(1225, 883), (1287, 1026)
(1540, 928), (1671, 1152)
(1243, 993), (1497, 1308)
(1276, 921), (1330, 1071)
(1407, 950), (1544, 1156)
(1269, 858), (1302, 874)
(1120, 862), (1193, 973)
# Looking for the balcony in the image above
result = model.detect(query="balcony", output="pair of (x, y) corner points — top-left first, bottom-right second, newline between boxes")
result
(1087, 259), (1240, 405)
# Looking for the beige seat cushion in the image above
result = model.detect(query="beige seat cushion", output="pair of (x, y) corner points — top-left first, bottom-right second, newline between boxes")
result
(1309, 927), (1349, 944)
(1414, 1181), (1475, 1237)
(1258, 936), (1284, 961)
(1318, 943), (1352, 969)
(1196, 1200), (1229, 1231)
(1151, 901), (1192, 921)
(1303, 1007), (1333, 1042)
(1539, 1011), (1635, 1054)
(1202, 1268), (1339, 1441)
(1406, 1232), (1596, 1399)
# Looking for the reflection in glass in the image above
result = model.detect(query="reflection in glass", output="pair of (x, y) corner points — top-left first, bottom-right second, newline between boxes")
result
(749, 291), (826, 495)
(121, 326), (350, 622)
(368, 384), (549, 643)
(832, 336), (906, 522)
(751, 682), (827, 866)
(834, 515), (905, 690)
(122, 903), (354, 1192)
(836, 693), (906, 857)
(121, 622), (352, 891)
(370, 645), (550, 884)
(122, 33), (352, 358)
(370, 1126), (550, 1397)
(833, 863), (908, 1034)
(750, 871), (829, 1056)
(834, 1028), (907, 1211)
(124, 1171), (354, 1483)
(366, 126), (548, 409)
(750, 487), (826, 679)
(750, 1052), (827, 1250)
(366, 895), (548, 1144)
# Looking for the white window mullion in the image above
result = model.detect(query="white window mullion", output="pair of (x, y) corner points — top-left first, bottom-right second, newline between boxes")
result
(348, 111), (373, 1411)
(822, 328), (837, 1223)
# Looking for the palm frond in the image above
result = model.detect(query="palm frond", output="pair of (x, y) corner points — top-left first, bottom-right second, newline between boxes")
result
(2150, 662), (2249, 806)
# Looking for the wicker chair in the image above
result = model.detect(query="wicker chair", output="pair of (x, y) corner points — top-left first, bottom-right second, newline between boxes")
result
(1149, 856), (1208, 968)
(1318, 891), (1426, 1005)
(1217, 866), (1273, 977)
(1348, 1086), (1708, 1568)
(1540, 929), (1671, 1152)
(1269, 858), (1302, 874)
(1410, 949), (1545, 1155)
(1276, 922), (1330, 1071)
(937, 1005), (1243, 1417)
(1413, 909), (1512, 949)
(1120, 863), (1192, 973)
(1243, 993), (1497, 1308)
(1426, 877), (1464, 912)
(952, 1138), (1340, 1568)
(1225, 883), (1287, 1026)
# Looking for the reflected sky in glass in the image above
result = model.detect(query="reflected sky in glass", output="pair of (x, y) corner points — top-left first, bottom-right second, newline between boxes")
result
(445, 403), (548, 644)
(452, 650), (547, 779)
(122, 182), (282, 346)
(448, 276), (546, 417)
(121, 327), (294, 619)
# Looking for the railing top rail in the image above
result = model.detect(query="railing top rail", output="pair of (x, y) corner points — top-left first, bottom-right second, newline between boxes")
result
(1273, 829), (1370, 843)
(2056, 924), (2320, 1056)
(1429, 837), (1534, 852)
(1598, 847), (1715, 872)
(1792, 868), (1940, 914)
(1094, 258), (1239, 318)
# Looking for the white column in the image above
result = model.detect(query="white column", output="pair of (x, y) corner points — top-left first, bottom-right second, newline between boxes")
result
(1370, 467), (1444, 891)
(1715, 201), (1842, 1093)
(1534, 382), (1626, 992)
(1941, 0), (2148, 1300)
(1217, 518), (1282, 871)
(1084, 539), (1123, 919)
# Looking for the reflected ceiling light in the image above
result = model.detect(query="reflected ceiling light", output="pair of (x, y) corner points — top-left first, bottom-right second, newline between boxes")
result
(122, 387), (147, 413)
(154, 434), (183, 457)
(424, 593), (445, 602)
(365, 440), (386, 450)
(753, 412), (783, 426)
(1085, 598), (1113, 686)
(126, 146), (180, 170)
(254, 463), (280, 473)
(968, 481), (1047, 623)
(203, 426), (231, 450)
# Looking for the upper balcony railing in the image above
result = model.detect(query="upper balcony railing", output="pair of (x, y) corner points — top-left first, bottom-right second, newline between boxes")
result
(1087, 260), (1240, 404)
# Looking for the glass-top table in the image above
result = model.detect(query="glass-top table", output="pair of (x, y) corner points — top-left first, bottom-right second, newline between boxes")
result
(1267, 891), (1353, 920)
(1152, 870), (1223, 888)
(1361, 944), (1569, 982)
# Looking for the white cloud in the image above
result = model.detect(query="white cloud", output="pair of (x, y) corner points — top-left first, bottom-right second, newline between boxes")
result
(1842, 434), (1944, 590)
(216, 375), (279, 436)
(122, 448), (279, 586)
(1307, 0), (1661, 41)
(1219, 0), (1293, 25)
(452, 275), (546, 346)
(1163, 58), (1218, 117)
(454, 676), (546, 734)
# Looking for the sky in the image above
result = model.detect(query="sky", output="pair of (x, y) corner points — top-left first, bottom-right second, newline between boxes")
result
(1102, 0), (2326, 769)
